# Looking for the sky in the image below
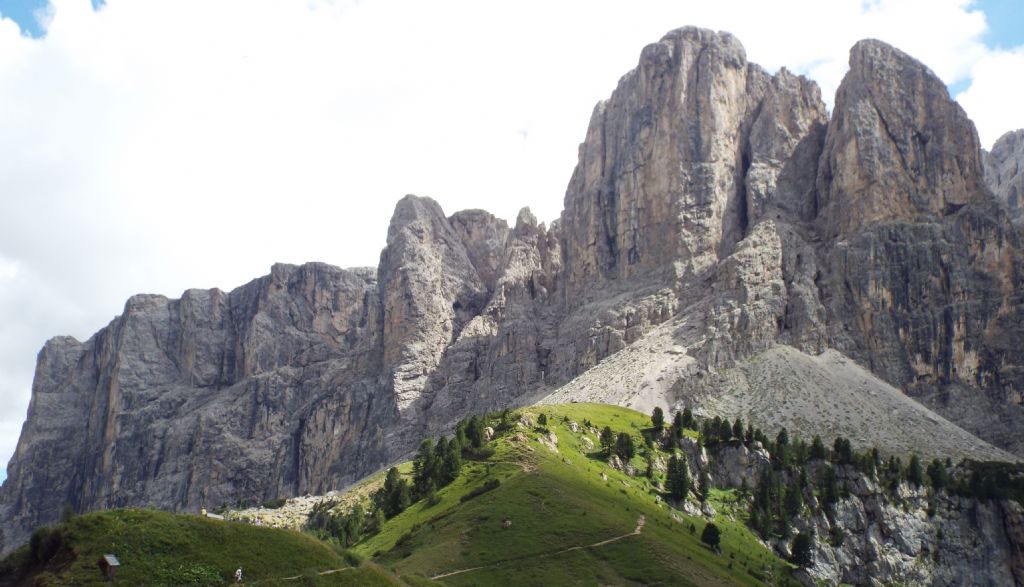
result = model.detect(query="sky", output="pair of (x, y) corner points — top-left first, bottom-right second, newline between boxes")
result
(0, 0), (1021, 484)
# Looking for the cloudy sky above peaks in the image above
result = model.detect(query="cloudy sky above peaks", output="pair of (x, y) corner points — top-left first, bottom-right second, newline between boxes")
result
(0, 0), (1022, 481)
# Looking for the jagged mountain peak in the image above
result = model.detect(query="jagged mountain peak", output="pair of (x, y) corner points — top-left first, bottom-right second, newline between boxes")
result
(817, 37), (986, 234)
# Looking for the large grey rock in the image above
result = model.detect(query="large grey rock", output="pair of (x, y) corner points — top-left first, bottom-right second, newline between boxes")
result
(815, 42), (1024, 455)
(985, 129), (1024, 224)
(0, 263), (392, 552)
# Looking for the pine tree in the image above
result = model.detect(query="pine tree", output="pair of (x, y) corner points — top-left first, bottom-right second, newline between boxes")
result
(412, 439), (437, 497)
(717, 418), (732, 442)
(370, 508), (385, 535)
(454, 418), (468, 449)
(701, 522), (721, 551)
(776, 428), (789, 446)
(616, 432), (635, 460)
(744, 423), (754, 445)
(652, 406), (665, 431)
(537, 413), (548, 427)
(784, 483), (804, 517)
(810, 435), (827, 460)
(666, 455), (690, 500)
(698, 470), (711, 502)
(790, 531), (814, 567)
(344, 504), (364, 546)
(732, 417), (743, 441)
(673, 410), (684, 439)
(465, 416), (485, 449)
(833, 437), (853, 465)
(907, 454), (924, 488)
(821, 465), (839, 510)
(682, 407), (694, 429)
(600, 426), (615, 456)
(498, 408), (513, 432)
(927, 458), (948, 491)
(442, 437), (463, 485)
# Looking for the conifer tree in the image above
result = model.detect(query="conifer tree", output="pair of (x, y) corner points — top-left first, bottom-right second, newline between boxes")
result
(927, 458), (948, 491)
(600, 426), (615, 456)
(412, 439), (437, 497)
(701, 522), (721, 550)
(666, 454), (690, 500)
(907, 454), (924, 488)
(790, 531), (814, 567)
(698, 470), (711, 502)
(682, 407), (694, 429)
(673, 411), (684, 439)
(809, 435), (827, 460)
(652, 406), (665, 431)
(615, 432), (636, 460)
(784, 483), (804, 517)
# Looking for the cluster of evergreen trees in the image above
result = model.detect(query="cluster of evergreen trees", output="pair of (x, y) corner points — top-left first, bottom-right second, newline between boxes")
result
(699, 415), (765, 448)
(306, 501), (373, 547)
(306, 413), (502, 546)
(598, 426), (636, 460)
(373, 432), (465, 522)
(738, 429), (993, 568)
(647, 406), (697, 442)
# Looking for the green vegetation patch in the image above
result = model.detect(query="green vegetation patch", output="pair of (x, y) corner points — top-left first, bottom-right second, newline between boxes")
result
(0, 508), (404, 586)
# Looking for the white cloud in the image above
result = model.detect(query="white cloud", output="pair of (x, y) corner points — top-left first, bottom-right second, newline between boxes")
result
(0, 0), (1020, 475)
(956, 46), (1024, 147)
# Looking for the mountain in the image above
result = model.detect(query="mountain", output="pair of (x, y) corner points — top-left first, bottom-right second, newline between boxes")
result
(3, 26), (1024, 557)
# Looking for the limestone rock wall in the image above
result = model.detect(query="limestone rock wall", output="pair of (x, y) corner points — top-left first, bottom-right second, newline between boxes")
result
(0, 263), (392, 552)
(814, 41), (1024, 455)
(985, 129), (1024, 224)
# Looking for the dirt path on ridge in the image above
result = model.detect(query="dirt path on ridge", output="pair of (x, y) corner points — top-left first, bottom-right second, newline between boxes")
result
(430, 515), (646, 581)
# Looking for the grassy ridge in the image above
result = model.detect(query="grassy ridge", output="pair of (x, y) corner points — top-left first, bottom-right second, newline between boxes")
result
(356, 403), (797, 586)
(2, 403), (798, 585)
(0, 508), (404, 586)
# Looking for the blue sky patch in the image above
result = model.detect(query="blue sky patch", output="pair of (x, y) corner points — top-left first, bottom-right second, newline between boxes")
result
(974, 0), (1024, 50)
(0, 0), (104, 37)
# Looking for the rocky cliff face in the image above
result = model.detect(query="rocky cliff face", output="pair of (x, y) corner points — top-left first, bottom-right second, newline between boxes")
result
(814, 42), (1024, 456)
(548, 34), (1024, 461)
(985, 129), (1024, 224)
(3, 27), (1024, 561)
(687, 436), (1024, 586)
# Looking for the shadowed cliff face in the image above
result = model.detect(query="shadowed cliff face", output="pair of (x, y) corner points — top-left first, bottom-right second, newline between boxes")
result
(0, 263), (394, 552)
(3, 27), (1024, 556)
(985, 129), (1024, 224)
(814, 41), (1024, 453)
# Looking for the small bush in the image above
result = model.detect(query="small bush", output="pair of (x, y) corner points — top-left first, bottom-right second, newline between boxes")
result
(29, 527), (63, 565)
(262, 498), (287, 509)
(460, 479), (501, 503)
(463, 446), (496, 461)
(828, 527), (845, 547)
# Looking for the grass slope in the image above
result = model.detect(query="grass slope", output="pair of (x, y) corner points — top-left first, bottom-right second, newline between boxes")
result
(0, 509), (404, 586)
(356, 403), (797, 586)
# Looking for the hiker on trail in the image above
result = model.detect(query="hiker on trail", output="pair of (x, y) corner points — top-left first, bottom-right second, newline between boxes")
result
(235, 567), (243, 583)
